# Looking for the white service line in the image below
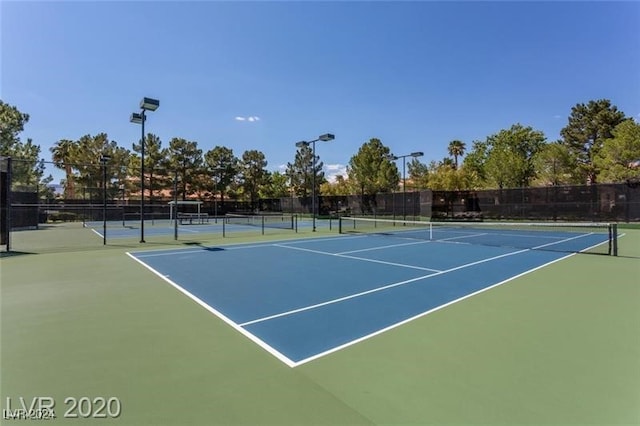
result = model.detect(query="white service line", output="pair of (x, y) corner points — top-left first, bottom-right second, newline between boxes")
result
(242, 246), (531, 327)
(273, 243), (442, 272)
(239, 272), (436, 327)
(293, 251), (576, 367)
(336, 239), (430, 255)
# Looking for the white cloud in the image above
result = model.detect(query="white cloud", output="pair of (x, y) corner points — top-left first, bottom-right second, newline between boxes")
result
(324, 164), (347, 183)
(235, 115), (261, 122)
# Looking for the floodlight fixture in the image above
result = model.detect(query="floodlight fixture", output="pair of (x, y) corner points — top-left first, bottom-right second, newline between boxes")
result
(130, 113), (144, 124)
(140, 97), (160, 111)
(318, 133), (335, 142)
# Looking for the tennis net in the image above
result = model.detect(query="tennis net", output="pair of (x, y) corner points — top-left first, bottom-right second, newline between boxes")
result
(224, 213), (297, 231)
(338, 217), (618, 256)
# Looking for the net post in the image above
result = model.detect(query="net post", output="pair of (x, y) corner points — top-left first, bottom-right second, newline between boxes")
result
(222, 216), (226, 238)
(338, 217), (343, 234)
(261, 215), (265, 235)
(5, 157), (11, 251)
(612, 223), (618, 256)
(429, 222), (433, 240)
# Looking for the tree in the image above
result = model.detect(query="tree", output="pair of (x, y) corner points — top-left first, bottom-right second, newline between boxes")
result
(427, 160), (470, 191)
(483, 124), (546, 188)
(320, 175), (352, 196)
(347, 138), (399, 197)
(532, 141), (578, 186)
(407, 157), (429, 189)
(133, 133), (167, 202)
(462, 140), (489, 185)
(560, 99), (627, 184)
(51, 139), (79, 198)
(10, 138), (52, 196)
(594, 120), (640, 183)
(0, 100), (30, 156)
(260, 171), (289, 198)
(108, 145), (133, 201)
(0, 101), (52, 196)
(166, 138), (203, 200)
(203, 146), (239, 206)
(72, 133), (123, 199)
(286, 144), (323, 198)
(239, 150), (268, 209)
(447, 140), (466, 169)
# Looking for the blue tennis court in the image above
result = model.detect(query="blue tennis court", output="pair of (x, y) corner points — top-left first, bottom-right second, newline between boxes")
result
(128, 224), (613, 367)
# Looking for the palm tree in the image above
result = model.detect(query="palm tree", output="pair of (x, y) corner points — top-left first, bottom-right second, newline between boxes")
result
(50, 139), (78, 199)
(448, 140), (466, 169)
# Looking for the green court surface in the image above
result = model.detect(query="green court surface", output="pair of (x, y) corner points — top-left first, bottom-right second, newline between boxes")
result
(1, 224), (639, 424)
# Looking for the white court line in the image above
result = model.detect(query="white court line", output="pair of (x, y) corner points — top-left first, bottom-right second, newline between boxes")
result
(239, 272), (436, 326)
(125, 252), (296, 367)
(273, 243), (442, 273)
(177, 227), (200, 233)
(90, 228), (103, 238)
(437, 232), (488, 242)
(293, 251), (575, 367)
(534, 232), (595, 249)
(336, 239), (430, 255)
(132, 234), (365, 258)
(242, 246), (531, 327)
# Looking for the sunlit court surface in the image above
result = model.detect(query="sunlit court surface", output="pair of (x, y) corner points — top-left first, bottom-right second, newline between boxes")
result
(2, 217), (640, 424)
(128, 219), (619, 367)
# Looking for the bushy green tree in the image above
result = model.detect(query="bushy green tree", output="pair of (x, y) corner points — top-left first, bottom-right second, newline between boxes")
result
(347, 138), (399, 196)
(532, 141), (579, 186)
(286, 144), (323, 198)
(594, 120), (640, 182)
(484, 124), (546, 188)
(166, 138), (203, 200)
(203, 146), (239, 205)
(239, 150), (268, 208)
(560, 99), (627, 184)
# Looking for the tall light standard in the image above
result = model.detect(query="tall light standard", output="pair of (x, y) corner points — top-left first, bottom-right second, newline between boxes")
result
(130, 97), (159, 243)
(387, 151), (424, 220)
(100, 154), (111, 245)
(207, 167), (225, 222)
(295, 133), (335, 232)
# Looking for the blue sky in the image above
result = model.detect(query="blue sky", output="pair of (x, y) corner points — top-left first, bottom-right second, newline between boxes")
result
(2, 1), (639, 184)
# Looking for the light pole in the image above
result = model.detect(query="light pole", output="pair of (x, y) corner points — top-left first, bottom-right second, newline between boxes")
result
(295, 133), (335, 231)
(387, 151), (423, 220)
(207, 167), (225, 223)
(130, 97), (159, 243)
(100, 154), (111, 245)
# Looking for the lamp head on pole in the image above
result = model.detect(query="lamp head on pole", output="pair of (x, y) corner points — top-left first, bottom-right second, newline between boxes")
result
(295, 141), (309, 148)
(140, 97), (160, 111)
(410, 152), (424, 158)
(130, 113), (144, 124)
(387, 154), (399, 161)
(318, 133), (335, 142)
